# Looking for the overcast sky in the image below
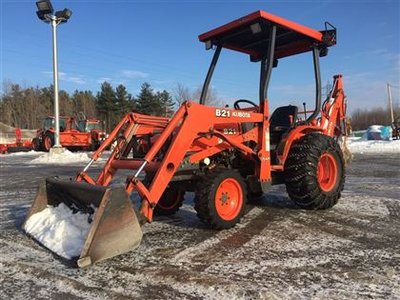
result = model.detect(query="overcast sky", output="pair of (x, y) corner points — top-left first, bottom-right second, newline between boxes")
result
(1, 0), (399, 113)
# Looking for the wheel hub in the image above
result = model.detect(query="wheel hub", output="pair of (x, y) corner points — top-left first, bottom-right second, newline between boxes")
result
(215, 178), (243, 221)
(317, 152), (338, 192)
(219, 192), (230, 205)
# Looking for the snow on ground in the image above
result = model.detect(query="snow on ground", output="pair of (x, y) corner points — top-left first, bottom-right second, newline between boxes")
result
(347, 138), (400, 154)
(24, 203), (94, 259)
(1, 150), (40, 156)
(0, 152), (399, 299)
(30, 149), (90, 164)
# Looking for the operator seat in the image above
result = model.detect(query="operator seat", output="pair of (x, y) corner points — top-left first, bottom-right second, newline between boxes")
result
(269, 105), (298, 144)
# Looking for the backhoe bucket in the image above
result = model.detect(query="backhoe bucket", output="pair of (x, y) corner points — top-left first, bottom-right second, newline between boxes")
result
(24, 177), (142, 267)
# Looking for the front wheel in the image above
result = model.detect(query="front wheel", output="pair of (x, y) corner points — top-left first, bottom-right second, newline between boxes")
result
(43, 133), (54, 152)
(32, 138), (42, 151)
(284, 133), (345, 209)
(194, 169), (247, 229)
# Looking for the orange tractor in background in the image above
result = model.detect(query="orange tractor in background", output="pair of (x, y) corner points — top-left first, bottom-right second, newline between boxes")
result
(25, 10), (347, 267)
(77, 118), (107, 149)
(0, 128), (33, 154)
(32, 116), (106, 151)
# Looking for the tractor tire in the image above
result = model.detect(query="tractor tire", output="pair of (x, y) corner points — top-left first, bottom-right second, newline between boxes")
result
(154, 183), (184, 216)
(32, 138), (42, 151)
(90, 142), (100, 151)
(43, 133), (54, 152)
(284, 133), (345, 210)
(194, 169), (247, 229)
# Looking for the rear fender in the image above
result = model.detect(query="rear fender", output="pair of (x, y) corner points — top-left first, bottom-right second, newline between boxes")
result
(276, 125), (323, 164)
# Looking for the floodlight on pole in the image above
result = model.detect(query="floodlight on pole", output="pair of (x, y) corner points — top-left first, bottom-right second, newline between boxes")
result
(55, 8), (72, 22)
(36, 0), (53, 14)
(35, 0), (72, 149)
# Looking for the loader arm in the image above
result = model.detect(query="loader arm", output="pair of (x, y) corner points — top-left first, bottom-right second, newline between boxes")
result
(77, 102), (265, 223)
(128, 103), (265, 221)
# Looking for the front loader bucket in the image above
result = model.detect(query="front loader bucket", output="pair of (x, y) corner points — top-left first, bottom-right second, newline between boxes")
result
(24, 177), (143, 267)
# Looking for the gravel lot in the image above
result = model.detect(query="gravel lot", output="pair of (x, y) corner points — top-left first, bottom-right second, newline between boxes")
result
(0, 152), (399, 299)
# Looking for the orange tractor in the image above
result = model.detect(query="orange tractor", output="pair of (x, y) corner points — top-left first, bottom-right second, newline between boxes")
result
(25, 10), (347, 267)
(32, 116), (106, 151)
(0, 128), (32, 154)
(77, 118), (107, 150)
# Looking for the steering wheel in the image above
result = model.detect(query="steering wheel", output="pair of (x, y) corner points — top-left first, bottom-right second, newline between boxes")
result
(234, 99), (259, 110)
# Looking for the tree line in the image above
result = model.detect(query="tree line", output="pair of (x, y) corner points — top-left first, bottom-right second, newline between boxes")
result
(0, 81), (175, 132)
(2, 78), (397, 133)
(350, 105), (400, 131)
(0, 80), (222, 132)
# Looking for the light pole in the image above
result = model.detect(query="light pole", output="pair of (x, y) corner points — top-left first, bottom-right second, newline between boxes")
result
(36, 0), (72, 149)
(387, 83), (394, 124)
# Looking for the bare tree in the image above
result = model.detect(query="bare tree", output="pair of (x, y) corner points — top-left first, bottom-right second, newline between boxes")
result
(351, 105), (400, 130)
(173, 83), (191, 108)
(72, 90), (97, 118)
(173, 83), (224, 108)
(192, 85), (224, 107)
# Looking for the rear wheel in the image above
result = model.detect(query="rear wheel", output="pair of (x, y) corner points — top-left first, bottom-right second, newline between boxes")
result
(43, 133), (54, 152)
(284, 133), (345, 209)
(194, 169), (247, 229)
(154, 183), (184, 216)
(32, 138), (42, 151)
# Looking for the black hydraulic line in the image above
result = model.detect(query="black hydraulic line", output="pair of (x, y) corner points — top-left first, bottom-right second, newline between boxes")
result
(259, 25), (276, 104)
(306, 47), (322, 123)
(200, 45), (222, 105)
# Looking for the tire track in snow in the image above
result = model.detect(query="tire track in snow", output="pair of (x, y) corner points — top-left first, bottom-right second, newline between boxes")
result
(289, 206), (400, 253)
(114, 264), (246, 299)
(169, 205), (286, 272)
(170, 206), (266, 264)
(0, 261), (136, 300)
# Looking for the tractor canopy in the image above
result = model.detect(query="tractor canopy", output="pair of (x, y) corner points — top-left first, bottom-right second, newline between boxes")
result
(43, 116), (69, 131)
(199, 10), (336, 61)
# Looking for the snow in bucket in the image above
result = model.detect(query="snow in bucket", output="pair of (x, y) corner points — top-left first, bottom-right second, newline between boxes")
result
(24, 203), (95, 259)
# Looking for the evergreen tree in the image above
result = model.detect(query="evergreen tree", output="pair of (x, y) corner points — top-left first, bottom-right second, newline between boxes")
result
(115, 84), (132, 118)
(136, 82), (160, 116)
(96, 81), (116, 132)
(156, 90), (175, 117)
(127, 95), (137, 112)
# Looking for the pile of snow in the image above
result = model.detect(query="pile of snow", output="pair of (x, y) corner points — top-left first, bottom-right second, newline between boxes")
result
(30, 149), (90, 164)
(24, 203), (94, 259)
(347, 139), (400, 154)
(6, 150), (40, 156)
